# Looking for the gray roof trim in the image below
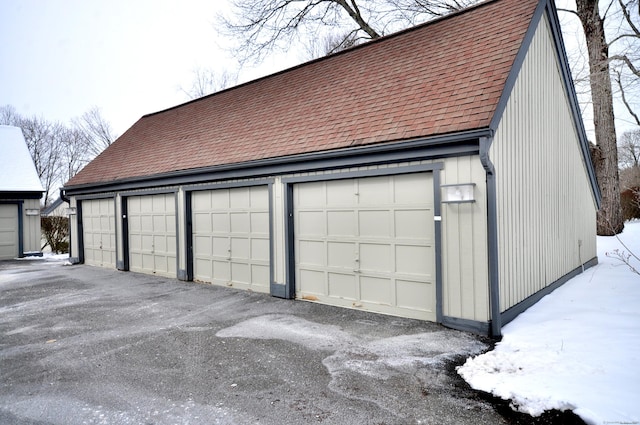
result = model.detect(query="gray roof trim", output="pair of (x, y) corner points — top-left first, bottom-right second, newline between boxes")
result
(0, 191), (43, 200)
(63, 129), (490, 196)
(489, 0), (601, 208)
(42, 197), (65, 215)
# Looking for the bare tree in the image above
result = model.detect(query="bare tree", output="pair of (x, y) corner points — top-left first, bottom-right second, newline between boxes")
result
(619, 129), (640, 169)
(1, 105), (116, 205)
(180, 67), (238, 100)
(219, 0), (478, 64)
(72, 106), (117, 159)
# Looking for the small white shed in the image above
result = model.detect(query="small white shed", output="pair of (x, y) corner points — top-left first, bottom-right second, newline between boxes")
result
(0, 125), (44, 259)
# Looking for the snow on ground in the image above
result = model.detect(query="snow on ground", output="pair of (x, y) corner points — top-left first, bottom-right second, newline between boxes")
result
(458, 221), (640, 425)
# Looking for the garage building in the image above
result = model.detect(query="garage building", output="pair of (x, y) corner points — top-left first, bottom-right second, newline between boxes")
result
(63, 0), (600, 337)
(0, 126), (44, 259)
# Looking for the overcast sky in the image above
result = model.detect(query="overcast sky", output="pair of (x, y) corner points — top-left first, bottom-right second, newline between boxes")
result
(0, 0), (634, 140)
(0, 0), (300, 136)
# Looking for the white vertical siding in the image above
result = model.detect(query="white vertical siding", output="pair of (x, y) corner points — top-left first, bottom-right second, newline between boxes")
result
(492, 15), (598, 312)
(440, 156), (489, 321)
(22, 198), (42, 253)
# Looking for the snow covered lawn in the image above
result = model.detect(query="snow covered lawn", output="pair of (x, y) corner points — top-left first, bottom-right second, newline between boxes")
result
(458, 221), (640, 425)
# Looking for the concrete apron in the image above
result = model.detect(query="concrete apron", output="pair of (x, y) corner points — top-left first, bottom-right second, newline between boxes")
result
(0, 259), (506, 425)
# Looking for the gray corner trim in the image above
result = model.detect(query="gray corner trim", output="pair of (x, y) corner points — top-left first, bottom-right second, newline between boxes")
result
(16, 202), (24, 258)
(69, 257), (81, 264)
(177, 269), (189, 281)
(174, 194), (180, 280)
(488, 0), (547, 132)
(185, 191), (194, 281)
(76, 201), (85, 264)
(184, 178), (275, 193)
(479, 136), (501, 338)
(283, 183), (295, 300)
(282, 162), (444, 185)
(433, 169), (443, 323)
(113, 196), (119, 271)
(63, 132), (488, 196)
(116, 260), (125, 271)
(501, 256), (598, 326)
(441, 316), (491, 336)
(268, 181), (276, 294)
(543, 0), (601, 208)
(270, 282), (288, 299)
(120, 197), (129, 271)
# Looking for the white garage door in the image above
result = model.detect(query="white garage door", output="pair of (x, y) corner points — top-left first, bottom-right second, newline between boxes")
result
(294, 173), (436, 321)
(128, 193), (177, 278)
(0, 204), (19, 260)
(82, 198), (116, 268)
(192, 186), (270, 293)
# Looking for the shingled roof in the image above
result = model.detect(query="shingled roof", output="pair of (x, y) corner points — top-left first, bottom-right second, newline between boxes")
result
(67, 0), (540, 188)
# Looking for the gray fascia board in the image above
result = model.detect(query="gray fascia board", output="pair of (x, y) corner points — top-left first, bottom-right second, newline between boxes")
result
(63, 130), (490, 196)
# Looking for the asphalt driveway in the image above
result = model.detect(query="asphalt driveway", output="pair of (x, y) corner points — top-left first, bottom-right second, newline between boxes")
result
(0, 258), (507, 425)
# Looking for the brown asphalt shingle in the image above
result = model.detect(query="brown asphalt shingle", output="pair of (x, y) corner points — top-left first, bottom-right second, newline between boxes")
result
(67, 0), (539, 187)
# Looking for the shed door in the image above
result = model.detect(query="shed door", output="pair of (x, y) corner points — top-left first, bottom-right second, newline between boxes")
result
(294, 173), (436, 321)
(127, 194), (177, 278)
(0, 204), (19, 260)
(82, 199), (116, 268)
(192, 186), (270, 293)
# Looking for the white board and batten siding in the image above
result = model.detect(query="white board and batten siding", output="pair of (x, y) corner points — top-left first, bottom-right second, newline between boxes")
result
(491, 14), (598, 312)
(0, 204), (19, 259)
(293, 173), (437, 321)
(82, 198), (116, 268)
(127, 193), (177, 278)
(191, 186), (270, 293)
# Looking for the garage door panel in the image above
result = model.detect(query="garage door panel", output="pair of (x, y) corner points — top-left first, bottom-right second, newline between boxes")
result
(295, 173), (436, 321)
(250, 187), (269, 208)
(231, 237), (250, 259)
(251, 238), (270, 261)
(394, 174), (433, 203)
(192, 185), (270, 293)
(299, 269), (325, 294)
(298, 211), (325, 236)
(326, 180), (354, 206)
(299, 240), (325, 266)
(397, 279), (433, 311)
(230, 213), (249, 234)
(250, 212), (269, 234)
(359, 210), (391, 238)
(327, 211), (356, 236)
(327, 242), (355, 268)
(328, 273), (357, 300)
(212, 213), (229, 233)
(360, 243), (392, 272)
(358, 176), (390, 205)
(297, 182), (325, 207)
(360, 276), (392, 305)
(127, 193), (177, 278)
(230, 189), (249, 208)
(0, 205), (19, 259)
(395, 210), (431, 239)
(82, 199), (116, 268)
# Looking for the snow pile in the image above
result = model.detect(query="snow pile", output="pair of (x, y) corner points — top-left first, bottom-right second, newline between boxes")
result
(458, 221), (640, 425)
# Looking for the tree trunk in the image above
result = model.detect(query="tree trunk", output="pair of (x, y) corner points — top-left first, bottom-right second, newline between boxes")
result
(576, 0), (624, 235)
